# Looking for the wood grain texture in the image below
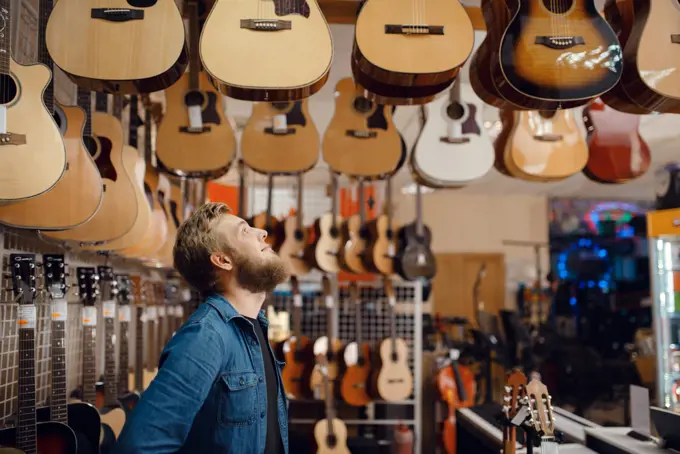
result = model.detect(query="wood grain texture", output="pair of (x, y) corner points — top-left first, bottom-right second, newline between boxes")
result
(0, 102), (101, 229)
(372, 337), (413, 401)
(46, 0), (188, 93)
(0, 60), (66, 201)
(339, 343), (372, 406)
(281, 336), (314, 399)
(314, 418), (351, 454)
(200, 0), (332, 101)
(156, 71), (236, 178)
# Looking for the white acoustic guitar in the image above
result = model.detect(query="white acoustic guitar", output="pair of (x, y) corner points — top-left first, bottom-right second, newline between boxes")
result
(411, 79), (494, 187)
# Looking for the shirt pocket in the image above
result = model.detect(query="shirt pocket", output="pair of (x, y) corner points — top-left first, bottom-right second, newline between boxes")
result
(218, 371), (258, 426)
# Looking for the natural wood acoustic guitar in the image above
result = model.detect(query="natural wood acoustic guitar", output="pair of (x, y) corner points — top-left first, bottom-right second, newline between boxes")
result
(155, 0), (235, 179)
(364, 178), (396, 276)
(304, 172), (342, 274)
(279, 174), (311, 277)
(281, 277), (315, 399)
(0, 0), (66, 203)
(314, 355), (350, 454)
(241, 100), (319, 175)
(200, 0), (332, 101)
(151, 174), (177, 267)
(338, 180), (370, 275)
(310, 276), (343, 400)
(323, 78), (403, 178)
(339, 283), (372, 407)
(46, 0), (188, 93)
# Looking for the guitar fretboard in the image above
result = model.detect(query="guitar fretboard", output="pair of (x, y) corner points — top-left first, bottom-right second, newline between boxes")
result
(0, 0), (12, 77)
(103, 309), (118, 407)
(118, 320), (130, 397)
(17, 326), (37, 454)
(50, 319), (68, 425)
(76, 88), (93, 138)
(37, 0), (54, 113)
(134, 306), (144, 391)
(82, 326), (97, 406)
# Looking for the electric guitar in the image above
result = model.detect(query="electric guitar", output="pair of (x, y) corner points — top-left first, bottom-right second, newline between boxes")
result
(502, 370), (527, 454)
(200, 0), (332, 101)
(278, 174), (310, 277)
(46, 0), (188, 94)
(339, 283), (372, 407)
(338, 180), (370, 275)
(394, 183), (436, 281)
(309, 276), (343, 400)
(313, 356), (350, 454)
(304, 172), (342, 274)
(155, 0), (235, 179)
(364, 178), (396, 276)
(281, 277), (314, 399)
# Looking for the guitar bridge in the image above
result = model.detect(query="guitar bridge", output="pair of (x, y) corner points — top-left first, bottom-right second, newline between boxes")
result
(533, 134), (563, 142)
(264, 127), (296, 135)
(91, 8), (144, 22)
(0, 133), (26, 145)
(346, 130), (377, 139)
(385, 24), (444, 35)
(535, 36), (585, 50)
(440, 136), (470, 144)
(179, 126), (211, 134)
(241, 19), (292, 31)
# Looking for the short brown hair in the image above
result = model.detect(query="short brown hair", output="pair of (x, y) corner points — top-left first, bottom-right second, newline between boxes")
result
(173, 202), (232, 295)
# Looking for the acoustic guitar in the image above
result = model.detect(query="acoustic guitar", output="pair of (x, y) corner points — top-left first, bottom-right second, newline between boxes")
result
(323, 78), (403, 178)
(394, 183), (436, 281)
(371, 278), (413, 402)
(310, 276), (343, 400)
(279, 174), (311, 277)
(251, 176), (284, 250)
(523, 379), (558, 452)
(241, 101), (319, 175)
(200, 0), (332, 101)
(501, 370), (527, 454)
(46, 0), (188, 94)
(338, 180), (370, 275)
(0, 254), (78, 454)
(339, 283), (372, 407)
(314, 355), (350, 454)
(281, 277), (315, 399)
(411, 79), (494, 187)
(0, 0), (66, 203)
(364, 178), (396, 276)
(155, 0), (235, 179)
(582, 98), (650, 184)
(304, 172), (342, 274)
(150, 174), (177, 267)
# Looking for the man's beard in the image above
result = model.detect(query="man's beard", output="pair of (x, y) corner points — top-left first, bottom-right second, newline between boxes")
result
(233, 250), (288, 293)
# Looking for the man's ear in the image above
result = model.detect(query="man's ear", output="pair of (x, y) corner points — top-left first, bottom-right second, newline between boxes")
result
(210, 253), (233, 271)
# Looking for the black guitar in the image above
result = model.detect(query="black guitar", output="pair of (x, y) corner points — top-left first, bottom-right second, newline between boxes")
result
(36, 254), (102, 454)
(394, 183), (437, 281)
(0, 254), (78, 454)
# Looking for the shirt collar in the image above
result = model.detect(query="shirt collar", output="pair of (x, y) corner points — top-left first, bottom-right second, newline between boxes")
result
(205, 293), (269, 328)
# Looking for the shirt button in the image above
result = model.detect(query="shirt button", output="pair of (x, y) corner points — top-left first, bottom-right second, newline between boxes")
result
(260, 411), (265, 419)
(258, 377), (264, 383)
(251, 340), (257, 347)
(239, 379), (245, 385)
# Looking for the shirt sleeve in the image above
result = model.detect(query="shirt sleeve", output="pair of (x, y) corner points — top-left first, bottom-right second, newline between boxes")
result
(113, 320), (225, 454)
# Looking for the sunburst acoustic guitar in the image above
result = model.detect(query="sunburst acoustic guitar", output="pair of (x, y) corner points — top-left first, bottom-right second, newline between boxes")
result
(199, 0), (332, 101)
(339, 283), (372, 407)
(155, 0), (235, 179)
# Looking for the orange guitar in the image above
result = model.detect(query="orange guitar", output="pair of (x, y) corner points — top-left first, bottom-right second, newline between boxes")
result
(436, 348), (476, 454)
(339, 283), (372, 407)
(280, 277), (314, 399)
(502, 370), (527, 454)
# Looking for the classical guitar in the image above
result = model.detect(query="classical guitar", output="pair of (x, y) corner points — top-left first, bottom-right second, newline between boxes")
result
(241, 101), (319, 174)
(251, 176), (284, 250)
(339, 283), (372, 407)
(46, 0), (187, 94)
(364, 178), (396, 276)
(523, 379), (559, 453)
(323, 78), (403, 178)
(313, 355), (350, 454)
(0, 0), (101, 228)
(200, 0), (332, 101)
(279, 174), (311, 277)
(281, 277), (314, 399)
(394, 183), (436, 281)
(339, 180), (370, 274)
(0, 254), (78, 454)
(501, 370), (527, 454)
(503, 110), (588, 181)
(304, 172), (342, 274)
(490, 0), (622, 109)
(372, 278), (413, 402)
(156, 0), (235, 179)
(411, 79), (494, 187)
(115, 274), (140, 414)
(582, 98), (650, 184)
(310, 276), (343, 400)
(35, 255), (102, 454)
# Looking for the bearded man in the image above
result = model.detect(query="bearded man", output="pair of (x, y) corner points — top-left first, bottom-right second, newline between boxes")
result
(114, 202), (290, 454)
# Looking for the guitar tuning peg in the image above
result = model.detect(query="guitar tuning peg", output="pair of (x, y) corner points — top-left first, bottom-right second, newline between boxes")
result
(504, 385), (512, 393)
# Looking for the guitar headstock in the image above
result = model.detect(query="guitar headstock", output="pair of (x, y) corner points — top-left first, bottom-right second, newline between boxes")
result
(42, 254), (67, 300)
(76, 267), (99, 307)
(9, 254), (37, 305)
(503, 369), (527, 423)
(524, 378), (556, 438)
(116, 274), (132, 305)
(97, 266), (118, 301)
(129, 275), (144, 306)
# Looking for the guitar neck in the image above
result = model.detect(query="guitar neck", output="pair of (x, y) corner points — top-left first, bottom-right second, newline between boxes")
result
(144, 108), (156, 167)
(95, 92), (108, 113)
(17, 323), (37, 453)
(389, 297), (397, 358)
(129, 95), (139, 149)
(188, 1), (201, 90)
(50, 318), (68, 425)
(415, 184), (424, 238)
(0, 0), (10, 79)
(237, 160), (247, 218)
(357, 180), (366, 224)
(266, 175), (274, 227)
(77, 88), (93, 137)
(82, 325), (97, 406)
(385, 177), (393, 227)
(449, 76), (461, 104)
(38, 0), (54, 113)
(330, 173), (338, 225)
(134, 306), (145, 391)
(296, 173), (304, 231)
(118, 319), (130, 396)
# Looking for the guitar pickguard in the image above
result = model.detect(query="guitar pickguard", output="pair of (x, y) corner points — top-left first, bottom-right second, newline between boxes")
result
(366, 106), (388, 130)
(273, 0), (310, 18)
(462, 103), (480, 136)
(286, 101), (307, 126)
(94, 137), (118, 181)
(202, 92), (221, 125)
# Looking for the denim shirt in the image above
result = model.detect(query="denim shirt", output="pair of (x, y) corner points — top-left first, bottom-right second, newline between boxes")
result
(113, 294), (289, 454)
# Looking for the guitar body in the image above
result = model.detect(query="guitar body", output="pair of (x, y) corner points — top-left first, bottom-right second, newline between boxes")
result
(279, 215), (310, 277)
(200, 0), (332, 101)
(314, 418), (351, 454)
(442, 415), (455, 454)
(37, 402), (102, 454)
(583, 99), (650, 184)
(305, 213), (342, 273)
(493, 0), (622, 107)
(394, 222), (437, 281)
(373, 338), (413, 401)
(323, 78), (403, 178)
(156, 71), (235, 178)
(412, 92), (494, 186)
(363, 215), (395, 275)
(339, 215), (367, 274)
(339, 343), (372, 406)
(121, 169), (168, 259)
(45, 0), (188, 94)
(310, 339), (344, 399)
(0, 421), (77, 454)
(151, 176), (178, 266)
(44, 111), (137, 243)
(492, 109), (516, 177)
(504, 110), (588, 181)
(99, 407), (126, 440)
(0, 102), (102, 229)
(353, 0), (473, 87)
(0, 59), (65, 202)
(251, 212), (284, 250)
(281, 336), (314, 399)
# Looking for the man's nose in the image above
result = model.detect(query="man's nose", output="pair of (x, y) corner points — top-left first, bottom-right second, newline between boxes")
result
(256, 228), (268, 240)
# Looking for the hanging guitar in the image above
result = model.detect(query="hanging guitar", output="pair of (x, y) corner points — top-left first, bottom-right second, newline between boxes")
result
(394, 183), (436, 281)
(309, 276), (343, 400)
(339, 283), (372, 407)
(281, 277), (314, 399)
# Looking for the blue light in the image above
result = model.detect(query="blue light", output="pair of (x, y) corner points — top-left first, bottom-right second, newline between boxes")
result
(570, 297), (577, 306)
(598, 280), (608, 289)
(588, 280), (595, 288)
(598, 249), (607, 258)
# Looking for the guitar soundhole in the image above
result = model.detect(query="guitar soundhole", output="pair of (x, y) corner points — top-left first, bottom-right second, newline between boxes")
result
(357, 356), (365, 367)
(538, 110), (557, 119)
(386, 229), (394, 240)
(184, 90), (206, 108)
(0, 74), (18, 105)
(445, 102), (465, 121)
(330, 226), (340, 238)
(294, 229), (304, 241)
(271, 102), (291, 112)
(391, 352), (399, 362)
(541, 0), (572, 14)
(352, 96), (374, 114)
(326, 434), (338, 448)
(359, 226), (370, 240)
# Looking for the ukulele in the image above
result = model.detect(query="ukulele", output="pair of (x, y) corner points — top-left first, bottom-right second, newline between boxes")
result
(339, 283), (372, 407)
(200, 0), (332, 101)
(323, 78), (403, 178)
(278, 174), (311, 277)
(502, 370), (527, 454)
(310, 276), (343, 400)
(364, 178), (396, 276)
(305, 172), (342, 274)
(0, 254), (78, 454)
(411, 79), (494, 187)
(372, 278), (413, 402)
(45, 0), (187, 94)
(582, 98), (650, 184)
(241, 101), (319, 175)
(251, 176), (284, 250)
(339, 180), (370, 275)
(281, 277), (314, 399)
(394, 183), (436, 281)
(314, 354), (350, 454)
(156, 0), (235, 179)
(523, 379), (558, 454)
